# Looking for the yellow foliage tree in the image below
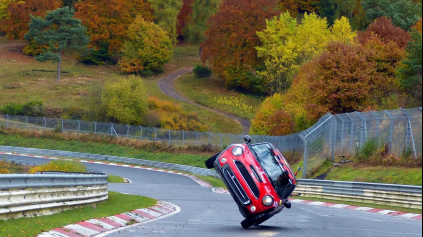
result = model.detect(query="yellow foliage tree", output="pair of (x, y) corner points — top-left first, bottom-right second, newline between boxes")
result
(119, 15), (173, 74)
(256, 12), (357, 94)
(101, 75), (148, 125)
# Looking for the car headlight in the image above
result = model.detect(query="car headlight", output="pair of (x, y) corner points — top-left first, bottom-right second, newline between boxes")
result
(263, 195), (274, 206)
(232, 146), (243, 156)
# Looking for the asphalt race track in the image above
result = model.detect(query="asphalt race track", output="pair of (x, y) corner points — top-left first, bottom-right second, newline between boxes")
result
(8, 154), (423, 237)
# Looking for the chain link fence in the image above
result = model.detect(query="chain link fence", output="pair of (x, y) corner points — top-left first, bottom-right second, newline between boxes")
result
(1, 107), (421, 179)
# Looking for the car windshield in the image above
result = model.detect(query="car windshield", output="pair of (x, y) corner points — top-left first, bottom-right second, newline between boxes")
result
(250, 144), (291, 199)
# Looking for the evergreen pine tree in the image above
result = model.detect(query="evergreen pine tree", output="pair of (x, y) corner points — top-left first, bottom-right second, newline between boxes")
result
(25, 7), (90, 82)
(398, 30), (423, 103)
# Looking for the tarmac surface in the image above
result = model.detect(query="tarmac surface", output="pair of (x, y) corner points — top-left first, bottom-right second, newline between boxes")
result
(8, 154), (423, 237)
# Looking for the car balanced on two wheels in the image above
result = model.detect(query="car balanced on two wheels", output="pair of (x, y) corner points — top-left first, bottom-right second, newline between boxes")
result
(206, 135), (300, 229)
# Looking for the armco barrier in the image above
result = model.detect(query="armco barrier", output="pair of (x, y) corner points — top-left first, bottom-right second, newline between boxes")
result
(0, 174), (108, 220)
(296, 179), (422, 210)
(1, 146), (421, 210)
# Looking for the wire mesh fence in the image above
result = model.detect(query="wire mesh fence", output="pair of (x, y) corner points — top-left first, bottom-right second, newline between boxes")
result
(1, 107), (421, 179)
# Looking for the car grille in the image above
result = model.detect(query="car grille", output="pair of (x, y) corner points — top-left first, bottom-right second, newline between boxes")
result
(234, 161), (260, 199)
(222, 166), (251, 205)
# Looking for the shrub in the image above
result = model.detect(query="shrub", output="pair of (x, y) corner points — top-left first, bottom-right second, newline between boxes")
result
(1, 101), (43, 116)
(29, 160), (87, 174)
(358, 139), (379, 162)
(0, 168), (10, 174)
(23, 40), (48, 56)
(193, 65), (212, 78)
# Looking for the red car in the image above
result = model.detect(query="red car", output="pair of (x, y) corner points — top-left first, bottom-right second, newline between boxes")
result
(206, 135), (299, 229)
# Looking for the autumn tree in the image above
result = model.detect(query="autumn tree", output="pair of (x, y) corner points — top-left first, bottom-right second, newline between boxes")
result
(201, 0), (280, 92)
(147, 0), (183, 44)
(0, 0), (14, 21)
(118, 16), (172, 74)
(101, 75), (148, 125)
(358, 17), (412, 48)
(0, 0), (61, 39)
(184, 0), (222, 44)
(362, 0), (422, 30)
(397, 30), (423, 104)
(75, 0), (154, 55)
(25, 7), (90, 82)
(277, 0), (320, 18)
(413, 18), (422, 33)
(256, 13), (357, 94)
(177, 0), (194, 38)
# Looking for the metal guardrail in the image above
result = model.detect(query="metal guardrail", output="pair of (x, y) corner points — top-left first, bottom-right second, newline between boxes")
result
(0, 173), (108, 220)
(297, 179), (422, 210)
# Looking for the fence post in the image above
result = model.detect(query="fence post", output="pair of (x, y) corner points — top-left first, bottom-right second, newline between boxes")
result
(77, 120), (81, 132)
(25, 116), (28, 129)
(346, 113), (355, 150)
(338, 115), (345, 151)
(168, 130), (171, 146)
(370, 111), (380, 140)
(139, 126), (143, 140)
(181, 130), (185, 146)
(330, 117), (337, 161)
(153, 128), (157, 142)
(385, 110), (394, 152)
(195, 131), (198, 146)
(43, 117), (47, 130)
(94, 122), (97, 134)
(300, 135), (308, 179)
(6, 114), (9, 128)
(402, 109), (417, 159)
(61, 119), (64, 133)
(219, 133), (222, 147)
(126, 125), (130, 138)
(207, 132), (211, 145)
(355, 112), (367, 148)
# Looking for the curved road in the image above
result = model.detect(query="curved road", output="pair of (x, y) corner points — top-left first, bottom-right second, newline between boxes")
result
(158, 68), (251, 134)
(6, 154), (422, 237)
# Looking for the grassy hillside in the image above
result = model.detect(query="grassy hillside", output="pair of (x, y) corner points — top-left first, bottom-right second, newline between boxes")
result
(0, 38), (242, 133)
(175, 73), (265, 120)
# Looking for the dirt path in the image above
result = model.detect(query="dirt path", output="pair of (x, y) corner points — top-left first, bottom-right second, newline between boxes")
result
(158, 68), (251, 134)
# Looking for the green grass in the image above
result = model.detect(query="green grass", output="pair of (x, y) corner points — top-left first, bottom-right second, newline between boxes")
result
(325, 164), (422, 186)
(174, 74), (265, 120)
(194, 174), (226, 189)
(291, 196), (422, 214)
(0, 133), (210, 168)
(0, 192), (156, 237)
(0, 39), (241, 133)
(107, 175), (126, 183)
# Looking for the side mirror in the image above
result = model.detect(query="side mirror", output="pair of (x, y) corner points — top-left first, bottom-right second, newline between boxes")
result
(244, 135), (252, 144)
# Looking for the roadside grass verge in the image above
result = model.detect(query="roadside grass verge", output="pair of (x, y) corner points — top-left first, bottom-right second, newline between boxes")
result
(291, 196), (422, 214)
(174, 74), (265, 120)
(193, 174), (226, 189)
(0, 192), (156, 237)
(0, 133), (210, 169)
(108, 175), (126, 183)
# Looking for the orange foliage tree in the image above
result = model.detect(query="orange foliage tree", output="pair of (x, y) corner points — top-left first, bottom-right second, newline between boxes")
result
(413, 18), (422, 33)
(201, 0), (280, 91)
(177, 0), (194, 37)
(358, 17), (412, 49)
(75, 0), (154, 54)
(0, 0), (62, 39)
